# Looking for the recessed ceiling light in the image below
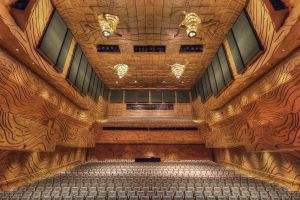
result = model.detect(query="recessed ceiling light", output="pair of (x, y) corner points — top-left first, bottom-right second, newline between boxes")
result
(282, 49), (286, 52)
(32, 62), (35, 65)
(116, 81), (118, 84)
(15, 48), (19, 52)
(181, 81), (184, 83)
(162, 80), (166, 83)
(134, 80), (137, 83)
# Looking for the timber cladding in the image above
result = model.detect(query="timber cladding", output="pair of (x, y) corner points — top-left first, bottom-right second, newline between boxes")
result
(87, 144), (213, 161)
(0, 147), (86, 191)
(214, 148), (300, 192)
(0, 47), (104, 151)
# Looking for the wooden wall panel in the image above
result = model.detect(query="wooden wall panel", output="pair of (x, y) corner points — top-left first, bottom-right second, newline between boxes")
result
(96, 130), (204, 144)
(214, 148), (300, 191)
(0, 46), (107, 151)
(203, 49), (300, 151)
(0, 0), (101, 110)
(88, 144), (213, 161)
(0, 147), (86, 191)
(192, 0), (300, 114)
(189, 0), (300, 190)
(108, 103), (192, 118)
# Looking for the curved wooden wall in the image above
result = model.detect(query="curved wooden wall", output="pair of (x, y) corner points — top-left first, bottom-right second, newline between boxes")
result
(0, 0), (103, 110)
(191, 0), (300, 191)
(214, 148), (300, 191)
(0, 47), (106, 151)
(88, 144), (213, 161)
(0, 147), (86, 191)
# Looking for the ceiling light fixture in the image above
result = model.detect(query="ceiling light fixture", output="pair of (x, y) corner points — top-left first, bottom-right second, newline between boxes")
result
(114, 64), (128, 79)
(171, 11), (217, 38)
(98, 13), (120, 38)
(181, 12), (201, 38)
(171, 63), (186, 79)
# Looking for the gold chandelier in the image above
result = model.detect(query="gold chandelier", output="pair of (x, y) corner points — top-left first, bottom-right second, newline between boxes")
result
(180, 12), (201, 38)
(114, 64), (128, 79)
(171, 11), (218, 38)
(171, 63), (186, 79)
(98, 13), (120, 38)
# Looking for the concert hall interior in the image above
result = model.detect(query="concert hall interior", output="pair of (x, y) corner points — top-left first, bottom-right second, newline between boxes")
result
(0, 0), (299, 199)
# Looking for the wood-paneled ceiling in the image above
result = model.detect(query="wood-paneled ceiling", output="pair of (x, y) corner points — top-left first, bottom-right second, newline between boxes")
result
(53, 0), (246, 89)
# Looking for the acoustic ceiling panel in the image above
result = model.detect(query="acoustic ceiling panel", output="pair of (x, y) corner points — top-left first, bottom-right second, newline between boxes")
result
(53, 0), (246, 88)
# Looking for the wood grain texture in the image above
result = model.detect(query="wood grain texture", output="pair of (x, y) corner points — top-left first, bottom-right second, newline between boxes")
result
(204, 49), (300, 152)
(95, 130), (204, 144)
(88, 144), (212, 161)
(108, 103), (192, 118)
(0, 46), (106, 151)
(0, 0), (103, 110)
(52, 0), (246, 88)
(214, 148), (300, 191)
(0, 147), (86, 191)
(192, 0), (300, 112)
(190, 0), (300, 191)
(191, 0), (300, 152)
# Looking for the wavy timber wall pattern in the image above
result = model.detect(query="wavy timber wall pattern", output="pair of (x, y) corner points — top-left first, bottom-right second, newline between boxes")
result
(191, 0), (300, 191)
(0, 0), (108, 188)
(0, 47), (103, 151)
(0, 147), (86, 191)
(214, 148), (300, 191)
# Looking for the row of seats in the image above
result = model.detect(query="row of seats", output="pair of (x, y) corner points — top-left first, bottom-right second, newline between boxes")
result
(1, 160), (299, 200)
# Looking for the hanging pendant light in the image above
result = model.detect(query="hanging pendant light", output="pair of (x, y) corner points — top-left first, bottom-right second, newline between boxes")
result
(98, 13), (120, 38)
(114, 64), (128, 79)
(183, 12), (201, 38)
(171, 63), (186, 79)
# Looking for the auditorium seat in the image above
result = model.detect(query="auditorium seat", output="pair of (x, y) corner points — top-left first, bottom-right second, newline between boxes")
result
(1, 160), (299, 199)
